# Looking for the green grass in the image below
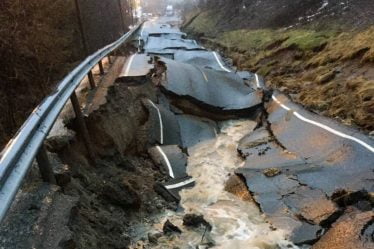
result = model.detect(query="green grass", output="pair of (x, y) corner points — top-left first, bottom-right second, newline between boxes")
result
(218, 29), (278, 51)
(216, 29), (336, 52)
(282, 30), (336, 50)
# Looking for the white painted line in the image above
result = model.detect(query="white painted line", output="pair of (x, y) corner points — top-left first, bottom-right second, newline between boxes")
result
(272, 95), (374, 153)
(124, 54), (136, 76)
(197, 68), (208, 82)
(147, 99), (164, 144)
(165, 178), (195, 189)
(156, 145), (175, 178)
(255, 74), (261, 88)
(213, 52), (231, 72)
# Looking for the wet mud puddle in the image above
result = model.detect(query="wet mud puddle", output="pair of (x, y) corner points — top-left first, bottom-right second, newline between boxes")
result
(131, 120), (298, 249)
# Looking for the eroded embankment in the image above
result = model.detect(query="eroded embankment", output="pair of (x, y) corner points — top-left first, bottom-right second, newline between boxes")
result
(0, 76), (175, 249)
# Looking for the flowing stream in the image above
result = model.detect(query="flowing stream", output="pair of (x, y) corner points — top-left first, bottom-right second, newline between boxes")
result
(131, 120), (298, 249)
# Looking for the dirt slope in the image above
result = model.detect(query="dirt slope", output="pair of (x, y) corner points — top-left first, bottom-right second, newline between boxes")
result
(184, 0), (374, 133)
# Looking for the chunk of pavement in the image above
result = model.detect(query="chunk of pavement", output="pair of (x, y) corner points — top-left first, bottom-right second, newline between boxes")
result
(159, 57), (263, 111)
(148, 145), (188, 179)
(263, 168), (282, 177)
(240, 141), (305, 169)
(238, 127), (271, 153)
(283, 187), (340, 226)
(290, 222), (323, 245)
(183, 214), (212, 230)
(142, 98), (182, 146)
(163, 220), (182, 235)
(177, 114), (217, 148)
(312, 208), (374, 249)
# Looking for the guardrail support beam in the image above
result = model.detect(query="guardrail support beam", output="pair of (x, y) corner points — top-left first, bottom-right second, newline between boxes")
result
(36, 144), (57, 184)
(98, 61), (105, 75)
(108, 55), (112, 64)
(70, 92), (96, 163)
(88, 71), (96, 89)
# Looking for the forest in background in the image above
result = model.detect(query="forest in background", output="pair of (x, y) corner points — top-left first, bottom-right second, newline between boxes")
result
(0, 0), (132, 148)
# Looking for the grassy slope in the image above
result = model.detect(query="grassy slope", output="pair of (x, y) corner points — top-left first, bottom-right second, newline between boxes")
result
(185, 11), (374, 132)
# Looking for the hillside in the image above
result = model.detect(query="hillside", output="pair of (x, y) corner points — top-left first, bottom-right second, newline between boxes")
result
(184, 0), (374, 133)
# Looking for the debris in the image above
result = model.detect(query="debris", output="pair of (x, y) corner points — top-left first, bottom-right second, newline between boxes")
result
(163, 220), (182, 235)
(183, 214), (212, 230)
(263, 168), (282, 177)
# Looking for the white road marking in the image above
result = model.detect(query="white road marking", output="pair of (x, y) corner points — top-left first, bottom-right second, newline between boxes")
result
(156, 145), (175, 178)
(198, 68), (208, 81)
(272, 95), (374, 153)
(255, 74), (261, 88)
(147, 99), (164, 144)
(213, 52), (231, 72)
(124, 54), (136, 76)
(165, 178), (195, 189)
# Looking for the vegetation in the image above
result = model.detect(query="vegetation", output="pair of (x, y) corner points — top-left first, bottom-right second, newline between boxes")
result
(0, 0), (81, 147)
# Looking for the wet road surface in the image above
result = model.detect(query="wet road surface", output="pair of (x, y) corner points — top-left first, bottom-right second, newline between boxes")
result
(123, 16), (374, 249)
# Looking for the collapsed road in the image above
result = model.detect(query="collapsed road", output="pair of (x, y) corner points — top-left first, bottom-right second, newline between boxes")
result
(0, 15), (373, 249)
(121, 16), (374, 248)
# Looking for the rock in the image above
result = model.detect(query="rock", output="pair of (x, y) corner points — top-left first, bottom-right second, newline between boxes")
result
(224, 174), (253, 202)
(263, 168), (282, 177)
(355, 201), (372, 211)
(148, 232), (162, 244)
(183, 214), (212, 230)
(45, 133), (75, 152)
(312, 209), (374, 249)
(163, 220), (182, 235)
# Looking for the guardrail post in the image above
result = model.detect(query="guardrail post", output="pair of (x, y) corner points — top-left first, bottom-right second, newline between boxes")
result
(70, 92), (96, 163)
(88, 71), (96, 89)
(107, 55), (112, 64)
(36, 144), (57, 184)
(98, 60), (105, 75)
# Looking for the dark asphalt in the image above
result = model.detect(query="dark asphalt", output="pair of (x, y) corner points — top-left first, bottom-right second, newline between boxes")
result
(119, 16), (374, 247)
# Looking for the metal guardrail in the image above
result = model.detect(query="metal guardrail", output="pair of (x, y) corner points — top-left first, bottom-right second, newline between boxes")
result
(0, 23), (142, 222)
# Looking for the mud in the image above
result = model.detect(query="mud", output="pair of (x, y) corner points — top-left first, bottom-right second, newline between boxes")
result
(0, 75), (177, 249)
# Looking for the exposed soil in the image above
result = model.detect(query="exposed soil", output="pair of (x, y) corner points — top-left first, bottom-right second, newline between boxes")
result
(183, 0), (374, 133)
(56, 78), (177, 248)
(0, 74), (177, 249)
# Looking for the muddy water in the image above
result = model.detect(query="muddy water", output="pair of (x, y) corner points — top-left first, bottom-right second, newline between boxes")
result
(132, 120), (297, 249)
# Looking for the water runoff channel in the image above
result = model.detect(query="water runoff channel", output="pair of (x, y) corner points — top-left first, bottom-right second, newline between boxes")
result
(122, 16), (299, 249)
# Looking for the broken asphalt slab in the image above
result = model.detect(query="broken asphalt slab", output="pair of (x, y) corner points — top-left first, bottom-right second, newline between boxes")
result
(267, 92), (374, 195)
(236, 91), (374, 245)
(144, 37), (203, 52)
(157, 57), (263, 111)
